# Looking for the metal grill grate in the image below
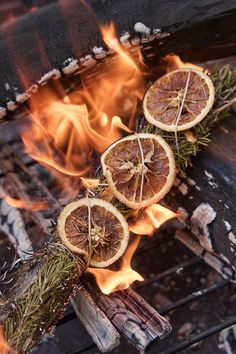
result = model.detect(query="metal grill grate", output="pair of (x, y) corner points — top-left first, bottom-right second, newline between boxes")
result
(54, 240), (236, 354)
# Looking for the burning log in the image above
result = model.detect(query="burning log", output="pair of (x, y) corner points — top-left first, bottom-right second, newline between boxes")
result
(1, 0), (236, 119)
(0, 143), (171, 352)
(82, 275), (171, 352)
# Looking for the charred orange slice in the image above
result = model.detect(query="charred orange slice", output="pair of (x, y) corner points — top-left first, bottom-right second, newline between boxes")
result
(101, 133), (175, 209)
(143, 68), (215, 132)
(57, 198), (129, 268)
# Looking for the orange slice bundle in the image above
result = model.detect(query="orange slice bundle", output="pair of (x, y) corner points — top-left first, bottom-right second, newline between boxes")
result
(101, 133), (175, 209)
(143, 68), (215, 132)
(57, 198), (129, 268)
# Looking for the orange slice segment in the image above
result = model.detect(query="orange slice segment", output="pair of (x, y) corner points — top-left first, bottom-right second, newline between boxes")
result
(101, 133), (175, 209)
(143, 68), (215, 132)
(57, 198), (129, 268)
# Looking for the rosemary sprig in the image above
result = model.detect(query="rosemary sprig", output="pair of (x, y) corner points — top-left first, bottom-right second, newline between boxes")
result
(3, 240), (85, 352)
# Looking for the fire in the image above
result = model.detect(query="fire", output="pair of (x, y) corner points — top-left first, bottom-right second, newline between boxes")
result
(163, 54), (206, 73)
(129, 204), (177, 236)
(3, 195), (50, 211)
(19, 23), (144, 200)
(87, 237), (143, 295)
(0, 326), (14, 354)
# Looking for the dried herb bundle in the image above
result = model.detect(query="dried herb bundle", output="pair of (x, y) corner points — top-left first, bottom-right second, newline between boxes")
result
(2, 65), (236, 352)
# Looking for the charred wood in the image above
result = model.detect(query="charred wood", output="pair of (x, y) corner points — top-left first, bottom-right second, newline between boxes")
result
(1, 1), (236, 119)
(164, 114), (236, 279)
(82, 276), (171, 352)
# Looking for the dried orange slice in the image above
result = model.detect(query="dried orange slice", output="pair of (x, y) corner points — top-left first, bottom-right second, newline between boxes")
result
(143, 68), (215, 132)
(57, 198), (129, 268)
(101, 133), (175, 209)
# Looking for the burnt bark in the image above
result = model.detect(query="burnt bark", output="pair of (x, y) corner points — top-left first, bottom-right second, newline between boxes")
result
(0, 0), (236, 119)
(163, 113), (236, 280)
(82, 276), (171, 352)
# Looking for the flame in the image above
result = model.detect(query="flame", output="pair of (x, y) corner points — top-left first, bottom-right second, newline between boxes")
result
(87, 237), (143, 295)
(129, 204), (177, 236)
(163, 54), (205, 73)
(0, 326), (15, 354)
(4, 195), (50, 211)
(19, 24), (144, 200)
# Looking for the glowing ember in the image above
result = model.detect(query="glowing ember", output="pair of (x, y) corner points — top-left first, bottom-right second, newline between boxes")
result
(87, 237), (143, 294)
(129, 204), (177, 236)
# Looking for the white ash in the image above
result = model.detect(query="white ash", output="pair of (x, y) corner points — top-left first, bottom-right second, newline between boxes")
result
(120, 32), (130, 42)
(195, 185), (201, 191)
(228, 232), (236, 245)
(204, 170), (218, 188)
(93, 46), (106, 59)
(178, 182), (188, 195)
(6, 101), (17, 111)
(134, 22), (151, 35)
(190, 203), (217, 252)
(38, 69), (61, 85)
(62, 58), (79, 75)
(204, 170), (213, 179)
(0, 106), (7, 119)
(4, 82), (10, 90)
(223, 220), (232, 232)
(15, 92), (31, 103)
(93, 46), (105, 54)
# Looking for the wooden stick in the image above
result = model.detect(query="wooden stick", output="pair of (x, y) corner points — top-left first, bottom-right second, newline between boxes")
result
(71, 283), (120, 352)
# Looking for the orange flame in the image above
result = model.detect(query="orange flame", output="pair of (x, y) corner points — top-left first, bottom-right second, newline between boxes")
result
(163, 54), (206, 73)
(3, 194), (51, 211)
(87, 237), (143, 295)
(129, 204), (177, 236)
(19, 24), (144, 200)
(0, 326), (15, 354)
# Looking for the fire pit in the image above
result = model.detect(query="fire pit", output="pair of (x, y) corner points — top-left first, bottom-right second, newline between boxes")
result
(0, 1), (236, 353)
